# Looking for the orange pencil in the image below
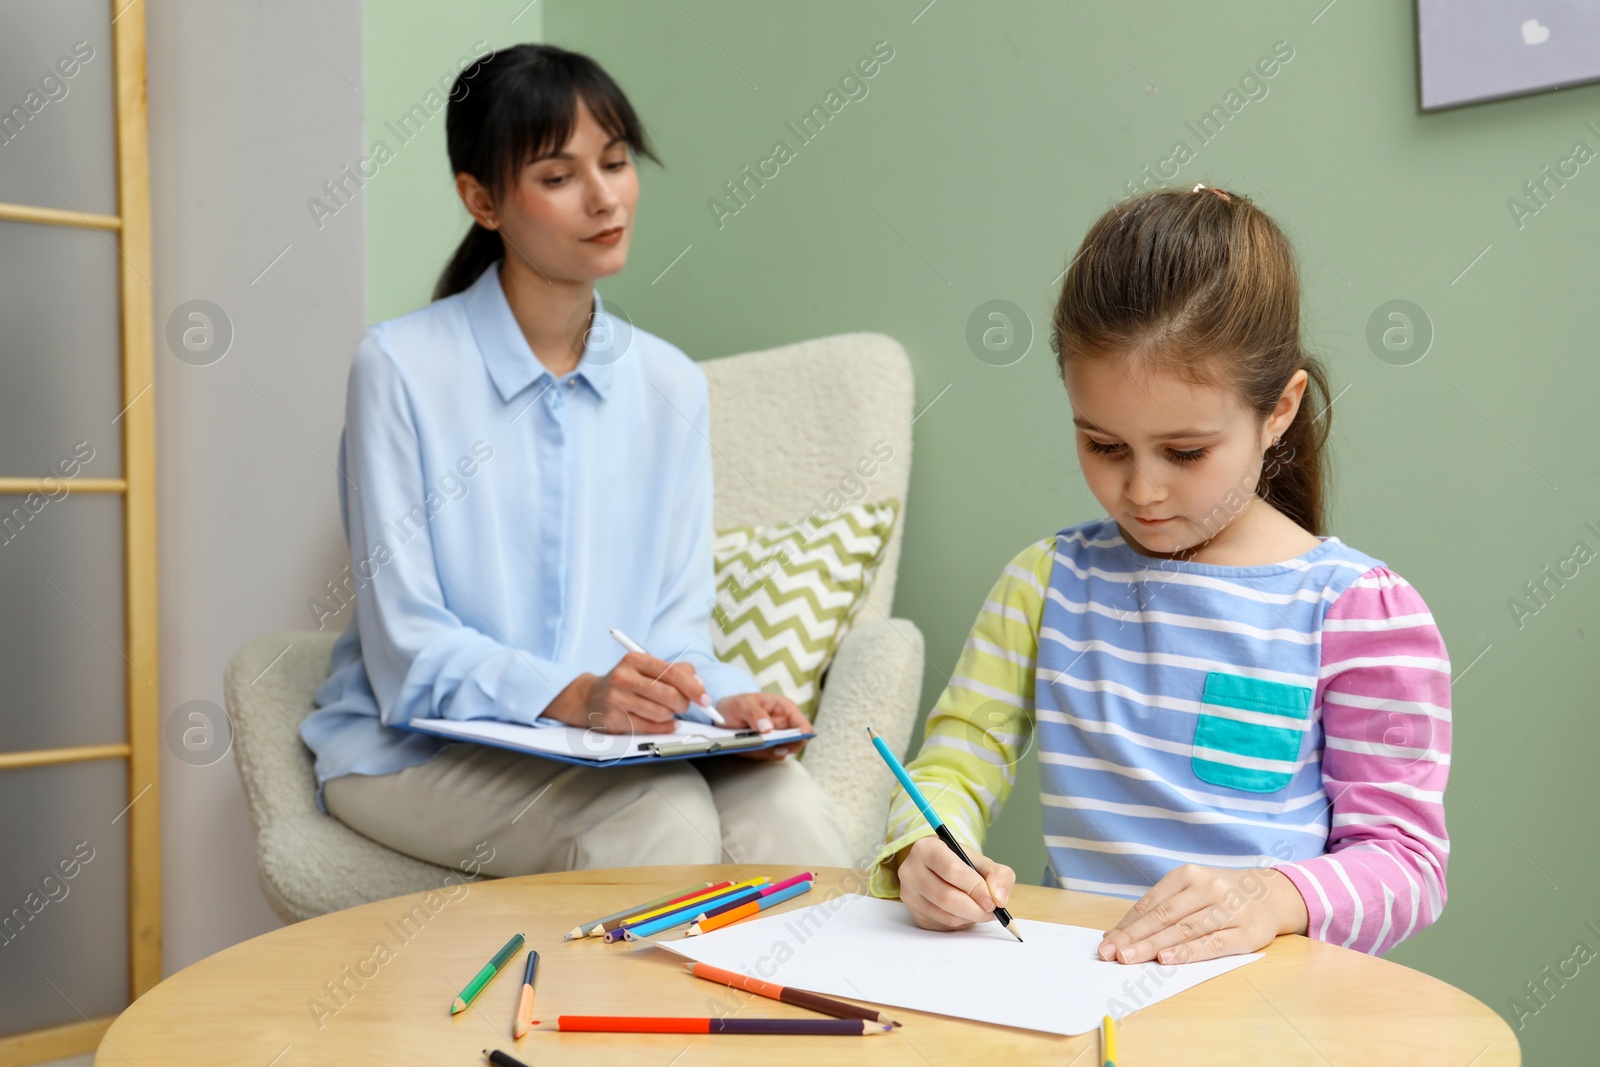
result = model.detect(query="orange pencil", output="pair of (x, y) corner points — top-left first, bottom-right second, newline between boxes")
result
(512, 950), (538, 1039)
(683, 962), (900, 1026)
(616, 878), (764, 925)
(686, 879), (813, 935)
(604, 878), (772, 943)
(565, 881), (720, 939)
(590, 881), (736, 936)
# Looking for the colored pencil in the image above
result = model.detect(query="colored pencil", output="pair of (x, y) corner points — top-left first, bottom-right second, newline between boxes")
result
(484, 1049), (531, 1067)
(695, 872), (814, 922)
(588, 883), (736, 934)
(685, 878), (814, 935)
(601, 883), (768, 940)
(627, 884), (769, 934)
(599, 880), (738, 928)
(683, 962), (901, 1026)
(512, 949), (539, 1038)
(539, 1015), (893, 1035)
(867, 725), (1023, 942)
(603, 879), (769, 943)
(563, 881), (720, 939)
(629, 872), (815, 942)
(1102, 1013), (1118, 1067)
(452, 933), (524, 1014)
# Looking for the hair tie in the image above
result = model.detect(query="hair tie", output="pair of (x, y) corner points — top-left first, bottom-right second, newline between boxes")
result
(1191, 182), (1232, 202)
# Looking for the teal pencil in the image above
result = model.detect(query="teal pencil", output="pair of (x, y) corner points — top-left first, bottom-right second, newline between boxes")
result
(867, 725), (1023, 942)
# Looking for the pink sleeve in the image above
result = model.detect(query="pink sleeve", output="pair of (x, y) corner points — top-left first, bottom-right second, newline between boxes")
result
(1274, 566), (1452, 955)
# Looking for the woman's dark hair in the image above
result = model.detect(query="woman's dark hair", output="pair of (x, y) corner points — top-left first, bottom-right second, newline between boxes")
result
(433, 44), (661, 301)
(1050, 186), (1332, 535)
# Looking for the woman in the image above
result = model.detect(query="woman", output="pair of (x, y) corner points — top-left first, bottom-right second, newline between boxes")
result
(299, 44), (852, 876)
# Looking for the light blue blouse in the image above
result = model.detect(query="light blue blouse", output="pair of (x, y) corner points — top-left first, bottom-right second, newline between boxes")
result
(299, 260), (758, 814)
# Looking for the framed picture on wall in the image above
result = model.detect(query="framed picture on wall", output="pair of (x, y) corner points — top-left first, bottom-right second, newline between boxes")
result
(1418, 0), (1600, 109)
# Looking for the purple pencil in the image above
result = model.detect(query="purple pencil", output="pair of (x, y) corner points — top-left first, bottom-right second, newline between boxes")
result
(542, 1016), (893, 1035)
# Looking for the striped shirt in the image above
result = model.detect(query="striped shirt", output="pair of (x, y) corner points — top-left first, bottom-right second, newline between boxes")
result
(870, 516), (1451, 956)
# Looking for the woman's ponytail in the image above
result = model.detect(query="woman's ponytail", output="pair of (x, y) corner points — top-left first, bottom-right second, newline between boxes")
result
(433, 222), (505, 303)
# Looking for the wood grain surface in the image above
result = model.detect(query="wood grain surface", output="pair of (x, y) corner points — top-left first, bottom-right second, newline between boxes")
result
(95, 865), (1517, 1066)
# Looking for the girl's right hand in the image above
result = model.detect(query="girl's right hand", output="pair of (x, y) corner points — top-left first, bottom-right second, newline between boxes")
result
(896, 835), (1016, 931)
(542, 652), (706, 735)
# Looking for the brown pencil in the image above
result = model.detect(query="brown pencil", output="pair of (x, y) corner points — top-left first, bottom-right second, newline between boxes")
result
(683, 962), (901, 1027)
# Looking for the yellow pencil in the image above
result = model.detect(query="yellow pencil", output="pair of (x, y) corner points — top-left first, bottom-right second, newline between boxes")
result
(1102, 1014), (1118, 1067)
(612, 878), (768, 926)
(562, 882), (714, 939)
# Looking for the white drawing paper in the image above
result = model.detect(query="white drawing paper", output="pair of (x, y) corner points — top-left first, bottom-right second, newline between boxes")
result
(654, 893), (1260, 1036)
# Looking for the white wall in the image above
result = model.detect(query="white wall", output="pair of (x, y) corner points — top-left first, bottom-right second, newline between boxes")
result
(146, 0), (365, 972)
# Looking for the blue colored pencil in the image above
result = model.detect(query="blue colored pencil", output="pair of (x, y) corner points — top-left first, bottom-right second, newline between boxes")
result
(867, 725), (1023, 942)
(605, 882), (763, 942)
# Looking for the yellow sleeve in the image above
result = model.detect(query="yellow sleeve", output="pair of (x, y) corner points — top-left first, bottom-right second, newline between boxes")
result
(868, 536), (1053, 898)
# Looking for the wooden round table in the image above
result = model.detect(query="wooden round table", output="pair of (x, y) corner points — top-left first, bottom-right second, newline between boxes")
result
(97, 865), (1517, 1065)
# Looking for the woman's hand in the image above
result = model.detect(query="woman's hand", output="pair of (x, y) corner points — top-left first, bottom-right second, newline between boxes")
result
(896, 835), (1016, 931)
(1097, 864), (1309, 966)
(541, 652), (708, 736)
(714, 692), (811, 759)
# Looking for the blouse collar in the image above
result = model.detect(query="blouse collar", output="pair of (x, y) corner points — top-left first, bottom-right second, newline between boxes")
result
(464, 259), (618, 403)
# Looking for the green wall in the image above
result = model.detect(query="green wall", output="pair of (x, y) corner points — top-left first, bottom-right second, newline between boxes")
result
(372, 1), (1600, 1059)
(365, 0), (543, 324)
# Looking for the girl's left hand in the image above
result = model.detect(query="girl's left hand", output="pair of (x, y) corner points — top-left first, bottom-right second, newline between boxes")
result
(1097, 864), (1309, 965)
(714, 692), (811, 760)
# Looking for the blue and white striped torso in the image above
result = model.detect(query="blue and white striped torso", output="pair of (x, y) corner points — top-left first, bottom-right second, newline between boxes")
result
(1034, 517), (1383, 897)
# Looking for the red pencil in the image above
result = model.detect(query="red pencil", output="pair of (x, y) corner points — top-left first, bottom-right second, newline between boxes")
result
(538, 1016), (892, 1035)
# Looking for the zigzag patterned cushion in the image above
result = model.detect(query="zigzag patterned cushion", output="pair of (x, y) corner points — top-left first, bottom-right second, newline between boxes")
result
(710, 499), (900, 718)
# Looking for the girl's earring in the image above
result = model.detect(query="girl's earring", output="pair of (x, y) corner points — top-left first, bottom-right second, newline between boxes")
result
(1262, 437), (1284, 485)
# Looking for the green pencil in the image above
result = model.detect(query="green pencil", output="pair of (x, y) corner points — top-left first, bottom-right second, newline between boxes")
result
(451, 933), (525, 1014)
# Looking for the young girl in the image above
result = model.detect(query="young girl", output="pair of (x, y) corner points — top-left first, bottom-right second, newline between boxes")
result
(871, 185), (1450, 964)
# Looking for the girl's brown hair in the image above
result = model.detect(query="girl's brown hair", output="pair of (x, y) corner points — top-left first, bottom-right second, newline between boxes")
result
(1050, 186), (1332, 535)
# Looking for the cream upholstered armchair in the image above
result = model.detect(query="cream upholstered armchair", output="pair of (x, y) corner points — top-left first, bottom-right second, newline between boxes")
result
(224, 332), (925, 922)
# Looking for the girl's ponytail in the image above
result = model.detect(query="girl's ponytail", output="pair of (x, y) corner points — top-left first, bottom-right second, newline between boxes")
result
(1259, 358), (1331, 535)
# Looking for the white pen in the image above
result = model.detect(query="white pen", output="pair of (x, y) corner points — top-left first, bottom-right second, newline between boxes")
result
(608, 628), (727, 726)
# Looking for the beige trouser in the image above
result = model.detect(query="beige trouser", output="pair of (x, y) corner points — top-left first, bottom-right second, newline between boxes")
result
(323, 742), (853, 877)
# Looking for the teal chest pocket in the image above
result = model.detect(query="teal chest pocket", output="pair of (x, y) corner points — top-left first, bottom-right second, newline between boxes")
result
(1191, 672), (1314, 793)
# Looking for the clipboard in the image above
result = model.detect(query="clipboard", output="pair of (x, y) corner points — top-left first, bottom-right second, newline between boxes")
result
(396, 716), (813, 768)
